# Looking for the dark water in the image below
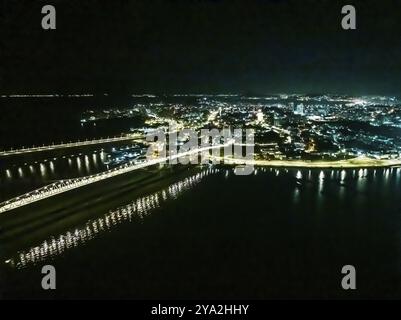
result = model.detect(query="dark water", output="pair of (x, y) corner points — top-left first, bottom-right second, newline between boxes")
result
(0, 150), (107, 201)
(1, 166), (401, 299)
(0, 96), (144, 149)
(1, 97), (401, 299)
(0, 141), (143, 202)
(0, 96), (146, 201)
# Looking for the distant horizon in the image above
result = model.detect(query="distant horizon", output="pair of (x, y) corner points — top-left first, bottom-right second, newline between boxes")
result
(4, 1), (401, 99)
(1, 92), (400, 98)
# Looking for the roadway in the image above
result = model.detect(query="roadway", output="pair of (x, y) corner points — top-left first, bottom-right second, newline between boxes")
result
(0, 134), (143, 157)
(214, 156), (401, 168)
(3, 141), (401, 214)
(0, 142), (232, 214)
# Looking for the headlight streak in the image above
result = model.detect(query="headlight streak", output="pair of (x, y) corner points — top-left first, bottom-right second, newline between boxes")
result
(5, 168), (219, 269)
(0, 142), (232, 214)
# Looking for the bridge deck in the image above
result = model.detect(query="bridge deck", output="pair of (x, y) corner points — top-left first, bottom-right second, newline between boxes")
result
(0, 134), (142, 157)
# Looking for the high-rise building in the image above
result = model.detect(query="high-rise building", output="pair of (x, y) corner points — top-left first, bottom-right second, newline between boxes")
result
(256, 109), (264, 123)
(294, 103), (305, 115)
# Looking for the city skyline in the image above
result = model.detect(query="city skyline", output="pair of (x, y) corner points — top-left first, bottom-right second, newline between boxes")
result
(2, 0), (401, 302)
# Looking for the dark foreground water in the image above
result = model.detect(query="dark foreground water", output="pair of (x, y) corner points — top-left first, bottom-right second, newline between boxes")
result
(1, 166), (401, 299)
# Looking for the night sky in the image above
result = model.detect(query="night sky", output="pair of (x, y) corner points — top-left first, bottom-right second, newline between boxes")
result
(2, 0), (401, 95)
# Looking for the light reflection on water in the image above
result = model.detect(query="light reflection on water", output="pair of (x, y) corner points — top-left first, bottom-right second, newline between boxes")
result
(6, 168), (219, 269)
(0, 152), (108, 201)
(5, 166), (401, 270)
(1, 152), (105, 183)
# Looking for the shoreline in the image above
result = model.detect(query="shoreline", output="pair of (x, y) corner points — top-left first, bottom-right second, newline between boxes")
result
(214, 156), (401, 169)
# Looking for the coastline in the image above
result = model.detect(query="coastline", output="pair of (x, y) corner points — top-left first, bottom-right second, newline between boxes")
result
(214, 156), (401, 169)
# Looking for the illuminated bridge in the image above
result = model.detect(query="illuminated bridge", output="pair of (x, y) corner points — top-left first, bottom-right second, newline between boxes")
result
(0, 134), (143, 157)
(0, 142), (233, 214)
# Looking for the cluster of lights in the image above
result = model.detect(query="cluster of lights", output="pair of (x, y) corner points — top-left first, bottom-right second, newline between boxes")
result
(5, 169), (218, 269)
(0, 142), (233, 214)
(0, 134), (140, 156)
